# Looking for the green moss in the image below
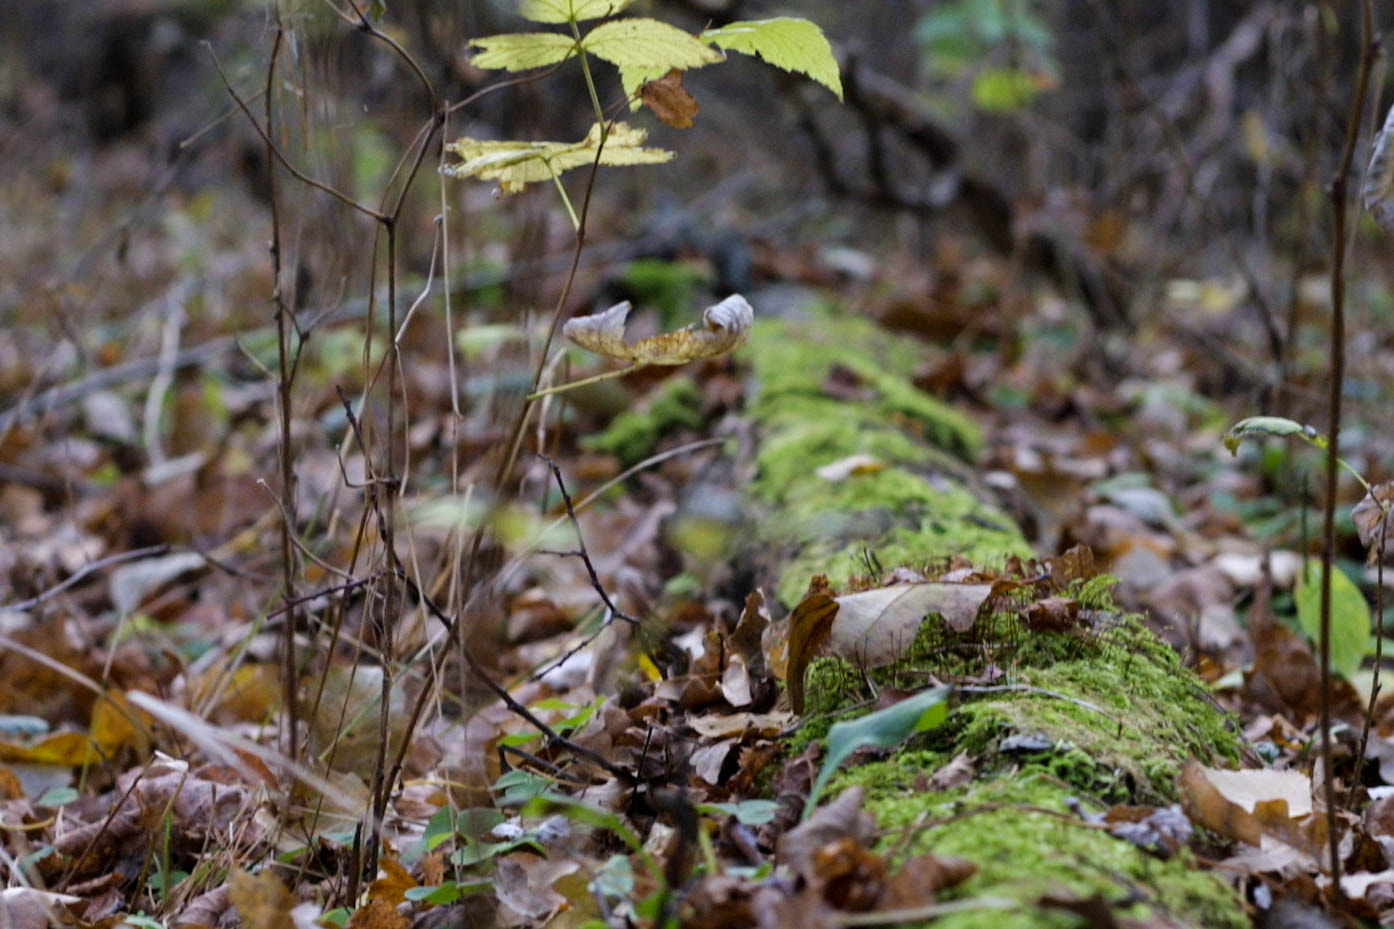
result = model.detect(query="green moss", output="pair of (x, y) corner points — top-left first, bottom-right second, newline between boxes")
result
(837, 773), (1246, 929)
(623, 259), (711, 327)
(740, 302), (1246, 927)
(745, 315), (982, 460)
(582, 376), (702, 465)
(740, 314), (1029, 606)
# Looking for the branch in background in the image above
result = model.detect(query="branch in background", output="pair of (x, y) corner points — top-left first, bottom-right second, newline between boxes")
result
(1318, 0), (1380, 902)
(795, 50), (1129, 330)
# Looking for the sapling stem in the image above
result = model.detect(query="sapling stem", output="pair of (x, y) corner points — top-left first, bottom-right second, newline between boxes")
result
(527, 362), (645, 401)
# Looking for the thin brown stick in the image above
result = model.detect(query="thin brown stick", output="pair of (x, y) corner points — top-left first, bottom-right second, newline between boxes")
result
(1319, 0), (1379, 901)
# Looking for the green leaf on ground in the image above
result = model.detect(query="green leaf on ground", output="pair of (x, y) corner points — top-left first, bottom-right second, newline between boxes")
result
(806, 687), (949, 817)
(1295, 559), (1370, 681)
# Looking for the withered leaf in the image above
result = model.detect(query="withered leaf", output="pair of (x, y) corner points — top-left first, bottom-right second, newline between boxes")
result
(228, 868), (295, 929)
(786, 581), (993, 714)
(563, 294), (753, 365)
(785, 589), (838, 714)
(1178, 760), (1311, 848)
(1353, 481), (1394, 556)
(640, 69), (699, 128)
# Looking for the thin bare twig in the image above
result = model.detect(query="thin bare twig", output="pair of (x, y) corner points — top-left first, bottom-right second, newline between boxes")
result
(2, 545), (171, 612)
(1319, 0), (1379, 899)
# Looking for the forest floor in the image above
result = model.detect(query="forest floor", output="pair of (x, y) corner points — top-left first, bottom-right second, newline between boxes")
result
(8, 8), (1394, 929)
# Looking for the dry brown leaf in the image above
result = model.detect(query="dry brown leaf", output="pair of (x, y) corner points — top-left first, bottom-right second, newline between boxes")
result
(0, 889), (79, 929)
(927, 751), (976, 791)
(785, 588), (838, 714)
(811, 836), (886, 911)
(1179, 760), (1311, 848)
(878, 852), (976, 908)
(1354, 482), (1394, 556)
(346, 898), (410, 929)
(730, 590), (771, 680)
(640, 69), (699, 128)
(368, 858), (417, 906)
(786, 581), (992, 713)
(563, 294), (753, 365)
(228, 868), (296, 929)
(829, 582), (992, 656)
(494, 855), (574, 922)
(777, 787), (876, 882)
(690, 739), (734, 785)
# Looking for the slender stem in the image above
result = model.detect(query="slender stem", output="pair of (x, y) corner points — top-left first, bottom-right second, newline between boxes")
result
(1318, 0), (1379, 901)
(528, 363), (643, 401)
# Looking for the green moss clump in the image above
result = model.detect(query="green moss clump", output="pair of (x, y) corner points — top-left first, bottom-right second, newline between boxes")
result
(840, 773), (1247, 929)
(582, 376), (702, 465)
(740, 314), (1030, 606)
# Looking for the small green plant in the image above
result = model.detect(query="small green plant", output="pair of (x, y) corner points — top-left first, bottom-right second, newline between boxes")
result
(445, 1), (842, 222)
(1223, 415), (1389, 681)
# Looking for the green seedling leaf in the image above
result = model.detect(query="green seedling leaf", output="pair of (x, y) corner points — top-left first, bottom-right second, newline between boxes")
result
(320, 908), (351, 928)
(404, 881), (491, 903)
(469, 32), (578, 71)
(805, 687), (949, 818)
(1222, 416), (1324, 455)
(519, 0), (639, 23)
(584, 18), (724, 71)
(37, 786), (78, 807)
(1295, 559), (1370, 681)
(122, 915), (165, 929)
(491, 769), (554, 805)
(443, 121), (673, 194)
(698, 799), (779, 825)
(971, 67), (1040, 111)
(703, 18), (843, 100)
(421, 807), (456, 852)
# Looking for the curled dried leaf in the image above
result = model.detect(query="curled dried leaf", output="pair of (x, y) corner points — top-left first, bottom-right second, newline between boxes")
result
(640, 69), (699, 127)
(1353, 481), (1394, 555)
(563, 294), (753, 364)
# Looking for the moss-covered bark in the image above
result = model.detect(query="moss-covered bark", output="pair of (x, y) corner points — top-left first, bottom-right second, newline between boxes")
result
(587, 298), (1249, 926)
(739, 306), (1248, 928)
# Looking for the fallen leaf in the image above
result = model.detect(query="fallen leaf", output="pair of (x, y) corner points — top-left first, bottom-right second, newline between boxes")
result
(811, 836), (886, 911)
(777, 787), (876, 881)
(721, 653), (753, 707)
(346, 898), (409, 929)
(368, 859), (417, 906)
(814, 454), (885, 482)
(927, 752), (976, 791)
(563, 294), (753, 365)
(838, 583), (992, 645)
(785, 587), (838, 714)
(1354, 482), (1394, 556)
(878, 852), (976, 908)
(229, 868), (296, 929)
(1179, 760), (1311, 848)
(0, 889), (79, 929)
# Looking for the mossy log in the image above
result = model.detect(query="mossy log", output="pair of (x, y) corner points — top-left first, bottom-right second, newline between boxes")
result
(737, 306), (1248, 928)
(586, 299), (1248, 926)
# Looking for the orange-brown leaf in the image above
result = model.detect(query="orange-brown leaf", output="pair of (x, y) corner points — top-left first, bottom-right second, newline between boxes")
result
(786, 590), (838, 714)
(640, 69), (699, 127)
